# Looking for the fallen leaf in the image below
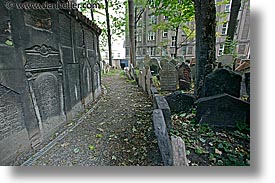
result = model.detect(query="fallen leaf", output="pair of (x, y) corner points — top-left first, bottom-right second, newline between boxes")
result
(88, 145), (95, 151)
(215, 148), (222, 155)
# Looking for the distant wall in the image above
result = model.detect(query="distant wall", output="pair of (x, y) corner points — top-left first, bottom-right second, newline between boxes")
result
(0, 1), (102, 165)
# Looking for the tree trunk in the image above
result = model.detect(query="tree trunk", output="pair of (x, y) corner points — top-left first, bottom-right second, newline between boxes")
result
(104, 0), (112, 66)
(224, 0), (241, 54)
(128, 0), (136, 67)
(194, 0), (216, 98)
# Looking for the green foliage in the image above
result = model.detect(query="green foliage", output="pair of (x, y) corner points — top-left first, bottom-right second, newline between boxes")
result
(80, 0), (126, 52)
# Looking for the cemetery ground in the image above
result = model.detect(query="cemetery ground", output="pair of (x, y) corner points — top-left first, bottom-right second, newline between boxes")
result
(14, 69), (162, 166)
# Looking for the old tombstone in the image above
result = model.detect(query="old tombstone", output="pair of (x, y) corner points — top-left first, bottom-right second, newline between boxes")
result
(146, 68), (152, 96)
(218, 54), (233, 68)
(177, 63), (191, 91)
(140, 67), (147, 92)
(143, 54), (151, 69)
(171, 136), (189, 166)
(160, 58), (169, 68)
(153, 95), (172, 132)
(0, 84), (30, 165)
(203, 68), (242, 98)
(149, 58), (161, 76)
(165, 91), (195, 113)
(190, 58), (196, 81)
(196, 94), (250, 128)
(160, 62), (177, 91)
(152, 109), (173, 166)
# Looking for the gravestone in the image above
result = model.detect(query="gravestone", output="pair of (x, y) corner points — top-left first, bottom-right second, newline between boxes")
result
(144, 55), (151, 69)
(196, 94), (250, 128)
(146, 68), (152, 96)
(177, 63), (191, 90)
(218, 54), (233, 68)
(203, 68), (242, 98)
(152, 109), (173, 166)
(165, 91), (195, 113)
(149, 58), (161, 76)
(160, 58), (169, 68)
(140, 67), (146, 92)
(153, 95), (172, 131)
(160, 62), (177, 91)
(171, 136), (189, 166)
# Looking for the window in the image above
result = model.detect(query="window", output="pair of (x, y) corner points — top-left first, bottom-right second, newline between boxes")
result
(148, 31), (156, 41)
(149, 47), (155, 56)
(182, 46), (187, 55)
(238, 44), (246, 54)
(117, 53), (121, 58)
(149, 15), (157, 24)
(187, 46), (193, 55)
(221, 22), (228, 35)
(218, 44), (224, 55)
(171, 36), (176, 47)
(162, 48), (168, 56)
(137, 33), (142, 42)
(163, 30), (168, 38)
(225, 4), (230, 12)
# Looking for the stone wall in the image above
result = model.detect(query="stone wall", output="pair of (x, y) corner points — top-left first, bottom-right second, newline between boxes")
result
(0, 1), (102, 165)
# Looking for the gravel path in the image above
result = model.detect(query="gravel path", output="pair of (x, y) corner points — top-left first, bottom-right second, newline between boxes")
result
(21, 71), (162, 166)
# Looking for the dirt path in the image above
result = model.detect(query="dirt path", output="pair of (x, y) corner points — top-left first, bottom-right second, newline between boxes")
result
(20, 71), (162, 166)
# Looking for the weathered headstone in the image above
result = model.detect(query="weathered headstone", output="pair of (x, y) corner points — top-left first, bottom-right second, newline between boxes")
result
(140, 67), (146, 92)
(171, 136), (189, 166)
(196, 94), (250, 128)
(177, 63), (191, 90)
(203, 68), (242, 98)
(160, 62), (177, 91)
(160, 58), (169, 68)
(218, 54), (233, 68)
(153, 95), (172, 131)
(146, 68), (152, 96)
(165, 91), (195, 113)
(152, 109), (173, 166)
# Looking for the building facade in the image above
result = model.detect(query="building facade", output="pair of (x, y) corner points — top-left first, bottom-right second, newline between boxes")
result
(125, 0), (250, 64)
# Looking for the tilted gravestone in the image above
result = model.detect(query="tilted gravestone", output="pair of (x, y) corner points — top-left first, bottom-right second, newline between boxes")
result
(165, 91), (195, 113)
(152, 109), (173, 166)
(196, 94), (250, 128)
(203, 68), (242, 98)
(153, 94), (172, 132)
(177, 63), (191, 91)
(160, 62), (177, 91)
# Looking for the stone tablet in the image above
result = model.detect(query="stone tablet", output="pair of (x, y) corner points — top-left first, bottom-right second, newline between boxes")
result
(160, 62), (177, 91)
(165, 92), (195, 113)
(203, 68), (242, 98)
(196, 94), (250, 128)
